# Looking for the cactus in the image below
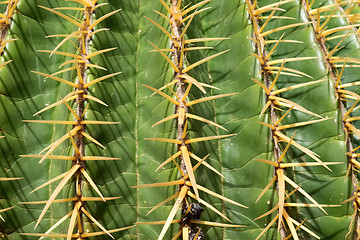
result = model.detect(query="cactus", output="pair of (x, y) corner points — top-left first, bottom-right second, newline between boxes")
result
(0, 0), (359, 239)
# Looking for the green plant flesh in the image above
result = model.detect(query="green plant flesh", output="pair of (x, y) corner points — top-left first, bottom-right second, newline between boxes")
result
(0, 0), (360, 239)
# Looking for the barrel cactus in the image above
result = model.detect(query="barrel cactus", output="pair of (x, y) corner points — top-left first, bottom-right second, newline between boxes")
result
(0, 0), (359, 239)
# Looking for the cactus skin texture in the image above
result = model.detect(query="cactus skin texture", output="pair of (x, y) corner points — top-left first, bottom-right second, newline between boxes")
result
(0, 0), (359, 239)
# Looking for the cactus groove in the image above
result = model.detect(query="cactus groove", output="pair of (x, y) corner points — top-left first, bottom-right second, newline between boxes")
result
(0, 0), (359, 239)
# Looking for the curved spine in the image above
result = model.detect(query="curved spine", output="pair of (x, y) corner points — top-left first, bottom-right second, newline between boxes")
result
(246, 1), (341, 239)
(136, 0), (246, 239)
(20, 1), (132, 238)
(303, 0), (360, 238)
(0, 0), (20, 222)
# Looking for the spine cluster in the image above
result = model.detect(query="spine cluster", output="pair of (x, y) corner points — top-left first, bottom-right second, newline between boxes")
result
(0, 0), (20, 221)
(20, 1), (131, 239)
(0, 0), (359, 238)
(246, 0), (341, 239)
(303, 0), (360, 238)
(0, 0), (18, 56)
(136, 0), (246, 239)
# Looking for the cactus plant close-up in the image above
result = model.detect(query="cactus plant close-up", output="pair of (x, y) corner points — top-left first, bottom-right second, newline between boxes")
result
(2, 0), (360, 239)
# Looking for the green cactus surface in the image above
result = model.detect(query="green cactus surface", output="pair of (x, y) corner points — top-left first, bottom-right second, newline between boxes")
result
(0, 0), (360, 239)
